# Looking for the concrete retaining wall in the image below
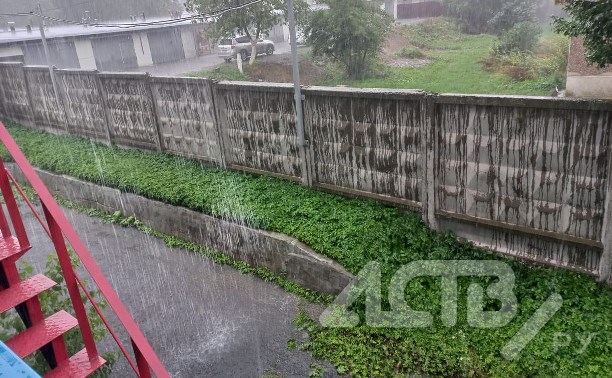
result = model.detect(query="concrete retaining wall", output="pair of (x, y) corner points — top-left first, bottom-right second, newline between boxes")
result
(6, 164), (353, 296)
(1, 62), (612, 283)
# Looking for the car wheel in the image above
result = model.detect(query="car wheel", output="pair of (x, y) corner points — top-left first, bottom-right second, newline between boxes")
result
(266, 45), (274, 55)
(240, 50), (248, 61)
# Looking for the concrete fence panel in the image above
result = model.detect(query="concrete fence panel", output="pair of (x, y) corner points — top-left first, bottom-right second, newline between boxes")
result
(304, 87), (426, 209)
(98, 72), (161, 150)
(434, 95), (612, 276)
(56, 69), (110, 143)
(0, 63), (34, 126)
(1, 66), (612, 283)
(23, 66), (66, 133)
(149, 77), (221, 164)
(214, 82), (303, 180)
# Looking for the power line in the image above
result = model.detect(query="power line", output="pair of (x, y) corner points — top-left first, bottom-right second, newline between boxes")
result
(0, 0), (266, 30)
(0, 13), (35, 17)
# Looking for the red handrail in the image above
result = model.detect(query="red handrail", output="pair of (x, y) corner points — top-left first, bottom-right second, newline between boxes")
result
(0, 121), (170, 378)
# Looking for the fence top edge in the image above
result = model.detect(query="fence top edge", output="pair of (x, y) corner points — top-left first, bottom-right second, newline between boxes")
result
(97, 72), (149, 80)
(216, 80), (294, 92)
(149, 75), (212, 84)
(22, 65), (53, 72)
(303, 86), (427, 99)
(55, 68), (98, 75)
(0, 61), (23, 67)
(435, 93), (612, 110)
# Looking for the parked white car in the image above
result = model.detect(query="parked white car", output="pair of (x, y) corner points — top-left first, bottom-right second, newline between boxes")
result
(217, 36), (275, 62)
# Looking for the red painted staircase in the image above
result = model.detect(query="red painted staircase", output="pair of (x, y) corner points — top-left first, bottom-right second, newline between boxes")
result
(0, 120), (170, 377)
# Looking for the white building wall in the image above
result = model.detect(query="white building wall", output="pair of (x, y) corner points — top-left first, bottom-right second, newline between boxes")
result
(0, 45), (23, 58)
(132, 32), (153, 67)
(74, 39), (97, 70)
(566, 74), (612, 99)
(181, 28), (197, 59)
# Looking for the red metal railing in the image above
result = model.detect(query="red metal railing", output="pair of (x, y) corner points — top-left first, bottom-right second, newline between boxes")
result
(0, 121), (170, 378)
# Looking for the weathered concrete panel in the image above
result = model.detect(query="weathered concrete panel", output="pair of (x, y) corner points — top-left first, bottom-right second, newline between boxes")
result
(0, 63), (33, 125)
(98, 73), (160, 150)
(304, 87), (425, 206)
(56, 69), (109, 143)
(436, 96), (612, 241)
(437, 216), (601, 275)
(6, 164), (353, 295)
(214, 82), (303, 179)
(23, 66), (65, 132)
(150, 77), (221, 163)
(435, 95), (612, 274)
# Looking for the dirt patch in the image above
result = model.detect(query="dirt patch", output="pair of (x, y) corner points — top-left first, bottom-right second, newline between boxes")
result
(249, 56), (325, 85)
(382, 27), (432, 68)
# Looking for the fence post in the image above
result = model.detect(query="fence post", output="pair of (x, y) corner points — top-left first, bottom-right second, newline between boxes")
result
(421, 93), (438, 230)
(146, 74), (164, 152)
(301, 91), (315, 187)
(95, 72), (115, 147)
(207, 80), (228, 168)
(599, 133), (612, 284)
(212, 82), (233, 169)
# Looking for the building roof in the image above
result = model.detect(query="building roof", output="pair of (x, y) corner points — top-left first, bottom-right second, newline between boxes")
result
(0, 18), (198, 46)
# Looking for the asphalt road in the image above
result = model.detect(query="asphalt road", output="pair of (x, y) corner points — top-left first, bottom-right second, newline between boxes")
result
(17, 202), (336, 377)
(130, 42), (292, 77)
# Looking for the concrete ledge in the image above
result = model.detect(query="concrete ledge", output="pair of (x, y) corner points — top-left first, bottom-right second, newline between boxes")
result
(7, 164), (354, 295)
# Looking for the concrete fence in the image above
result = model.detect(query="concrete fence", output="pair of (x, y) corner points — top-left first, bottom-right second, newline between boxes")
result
(0, 62), (611, 283)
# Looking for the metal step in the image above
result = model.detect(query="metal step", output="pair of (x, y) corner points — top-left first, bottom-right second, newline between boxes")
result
(5, 310), (78, 359)
(0, 274), (56, 314)
(44, 348), (106, 378)
(0, 235), (30, 262)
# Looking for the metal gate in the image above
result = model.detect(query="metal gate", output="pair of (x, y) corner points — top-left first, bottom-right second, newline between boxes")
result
(92, 34), (138, 72)
(147, 28), (185, 65)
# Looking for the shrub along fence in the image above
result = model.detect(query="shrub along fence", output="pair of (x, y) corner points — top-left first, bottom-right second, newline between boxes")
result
(0, 61), (611, 283)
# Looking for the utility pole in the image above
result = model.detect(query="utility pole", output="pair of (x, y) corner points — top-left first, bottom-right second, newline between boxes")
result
(37, 4), (62, 110)
(287, 0), (310, 186)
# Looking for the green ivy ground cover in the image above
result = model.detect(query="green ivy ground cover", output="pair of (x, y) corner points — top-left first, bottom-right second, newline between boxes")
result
(2, 121), (611, 377)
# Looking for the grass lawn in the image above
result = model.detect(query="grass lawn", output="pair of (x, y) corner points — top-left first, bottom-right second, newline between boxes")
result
(2, 122), (611, 377)
(319, 35), (555, 95)
(191, 19), (565, 96)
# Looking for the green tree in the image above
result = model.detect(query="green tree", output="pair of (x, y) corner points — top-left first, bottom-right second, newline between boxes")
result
(306, 0), (392, 80)
(186, 0), (308, 65)
(444, 0), (536, 34)
(554, 0), (612, 68)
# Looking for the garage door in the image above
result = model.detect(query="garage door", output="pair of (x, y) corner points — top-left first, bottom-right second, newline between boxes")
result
(23, 39), (80, 68)
(147, 28), (185, 65)
(92, 34), (138, 71)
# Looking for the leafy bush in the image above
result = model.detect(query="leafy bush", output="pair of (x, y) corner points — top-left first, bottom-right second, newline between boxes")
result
(307, 0), (392, 80)
(484, 31), (568, 87)
(1, 123), (612, 377)
(494, 21), (542, 55)
(395, 47), (427, 59)
(445, 0), (536, 34)
(0, 253), (117, 376)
